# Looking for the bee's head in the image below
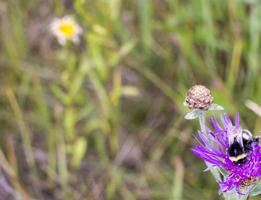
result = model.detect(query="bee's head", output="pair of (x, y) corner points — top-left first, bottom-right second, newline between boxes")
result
(228, 127), (243, 147)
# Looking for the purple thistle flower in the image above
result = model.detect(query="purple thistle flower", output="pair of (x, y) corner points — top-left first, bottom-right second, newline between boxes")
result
(191, 113), (261, 193)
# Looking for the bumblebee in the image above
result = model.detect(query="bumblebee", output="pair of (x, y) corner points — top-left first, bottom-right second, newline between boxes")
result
(228, 129), (259, 165)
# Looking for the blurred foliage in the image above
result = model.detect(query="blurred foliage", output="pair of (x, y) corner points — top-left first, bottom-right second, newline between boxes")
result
(0, 0), (260, 199)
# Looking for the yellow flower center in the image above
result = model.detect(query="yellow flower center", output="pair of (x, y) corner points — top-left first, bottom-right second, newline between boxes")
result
(59, 22), (75, 38)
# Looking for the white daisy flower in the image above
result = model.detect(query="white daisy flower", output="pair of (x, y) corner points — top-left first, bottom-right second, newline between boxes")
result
(49, 16), (83, 45)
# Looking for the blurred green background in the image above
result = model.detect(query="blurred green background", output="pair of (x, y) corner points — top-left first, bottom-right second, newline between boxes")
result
(0, 0), (260, 199)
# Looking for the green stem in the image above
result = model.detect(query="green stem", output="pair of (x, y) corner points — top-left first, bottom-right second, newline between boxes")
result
(57, 128), (69, 199)
(197, 111), (221, 181)
(6, 88), (36, 171)
(198, 111), (206, 134)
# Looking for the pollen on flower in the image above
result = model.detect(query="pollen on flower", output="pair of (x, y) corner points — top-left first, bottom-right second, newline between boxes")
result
(58, 22), (75, 38)
(241, 177), (258, 187)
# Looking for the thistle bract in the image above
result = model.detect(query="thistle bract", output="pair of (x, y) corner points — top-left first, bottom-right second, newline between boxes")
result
(191, 113), (261, 194)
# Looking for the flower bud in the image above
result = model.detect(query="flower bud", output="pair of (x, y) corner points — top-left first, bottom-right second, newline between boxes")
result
(185, 85), (213, 110)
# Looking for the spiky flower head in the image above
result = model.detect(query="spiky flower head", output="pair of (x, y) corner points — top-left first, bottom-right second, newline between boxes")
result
(185, 85), (214, 110)
(49, 15), (83, 45)
(191, 113), (261, 193)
